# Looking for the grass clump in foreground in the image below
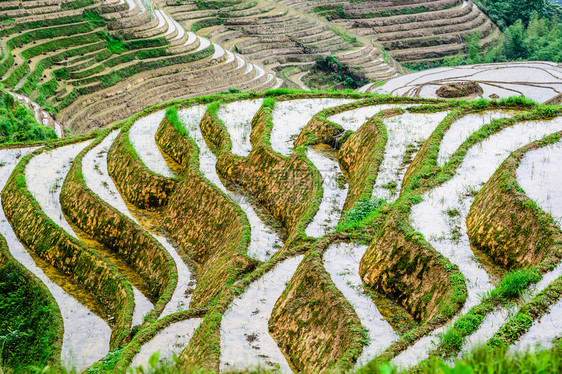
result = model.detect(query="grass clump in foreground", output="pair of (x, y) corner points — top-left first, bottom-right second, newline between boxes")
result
(365, 341), (562, 374)
(488, 269), (541, 299)
(336, 197), (385, 232)
(26, 342), (562, 373)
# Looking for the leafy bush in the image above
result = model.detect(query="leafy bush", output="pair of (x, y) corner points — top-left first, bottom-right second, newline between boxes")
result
(407, 10), (562, 71)
(0, 261), (60, 370)
(0, 91), (57, 144)
(473, 0), (562, 29)
(314, 56), (369, 89)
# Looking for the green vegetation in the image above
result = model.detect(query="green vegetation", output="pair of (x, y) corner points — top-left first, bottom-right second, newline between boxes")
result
(312, 4), (431, 21)
(0, 90), (56, 144)
(329, 27), (362, 47)
(0, 198), (78, 371)
(308, 56), (369, 90)
(417, 342), (562, 374)
(406, 2), (562, 70)
(489, 269), (541, 299)
(484, 13), (562, 62)
(473, 0), (562, 29)
(194, 0), (241, 10)
(0, 255), (61, 370)
(0, 89), (560, 373)
(439, 13), (562, 66)
(337, 197), (385, 231)
(28, 340), (562, 373)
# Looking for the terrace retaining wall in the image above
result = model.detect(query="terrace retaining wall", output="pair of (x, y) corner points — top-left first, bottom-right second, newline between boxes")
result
(201, 107), (321, 243)
(2, 142), (134, 347)
(467, 133), (562, 269)
(60, 133), (176, 320)
(156, 109), (257, 308)
(360, 213), (458, 321)
(270, 253), (364, 373)
(108, 126), (178, 211)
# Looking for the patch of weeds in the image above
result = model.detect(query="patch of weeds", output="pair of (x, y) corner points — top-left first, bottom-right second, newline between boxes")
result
(489, 268), (540, 299)
(339, 197), (384, 227)
(381, 181), (398, 192)
(446, 209), (460, 217)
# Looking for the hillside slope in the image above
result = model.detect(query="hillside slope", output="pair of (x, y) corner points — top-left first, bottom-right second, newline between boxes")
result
(0, 1), (504, 134)
(283, 0), (500, 65)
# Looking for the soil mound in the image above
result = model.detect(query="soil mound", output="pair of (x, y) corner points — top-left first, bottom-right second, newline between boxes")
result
(436, 81), (483, 98)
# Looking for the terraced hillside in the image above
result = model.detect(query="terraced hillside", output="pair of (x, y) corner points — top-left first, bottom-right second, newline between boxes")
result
(160, 0), (404, 88)
(0, 0), (281, 134)
(361, 61), (562, 104)
(1, 89), (561, 372)
(1, 0), (508, 136)
(285, 0), (500, 66)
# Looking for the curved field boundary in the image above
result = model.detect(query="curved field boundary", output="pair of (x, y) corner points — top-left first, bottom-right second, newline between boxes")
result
(402, 100), (540, 194)
(295, 98), (447, 212)
(154, 107), (200, 172)
(202, 100), (321, 245)
(1, 135), (135, 348)
(360, 206), (466, 324)
(467, 131), (562, 269)
(338, 108), (398, 213)
(201, 93), (367, 244)
(156, 106), (257, 308)
(359, 103), (562, 367)
(202, 96), (346, 242)
(496, 275), (562, 350)
(295, 96), (442, 150)
(221, 255), (303, 372)
(60, 128), (176, 324)
(270, 240), (366, 373)
(108, 115), (179, 211)
(113, 307), (208, 371)
(179, 246), (307, 372)
(395, 121), (562, 369)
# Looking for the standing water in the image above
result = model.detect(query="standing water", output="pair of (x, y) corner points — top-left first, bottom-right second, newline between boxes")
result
(131, 318), (203, 368)
(324, 243), (397, 368)
(517, 141), (562, 226)
(437, 111), (516, 165)
(0, 147), (111, 371)
(129, 110), (173, 178)
(270, 98), (354, 156)
(394, 117), (562, 368)
(82, 131), (190, 317)
(216, 99), (263, 157)
(220, 256), (304, 373)
(128, 110), (198, 314)
(371, 111), (448, 202)
(507, 140), (562, 352)
(25, 142), (92, 239)
(178, 106), (282, 262)
(305, 147), (348, 237)
(327, 104), (407, 132)
(269, 99), (354, 236)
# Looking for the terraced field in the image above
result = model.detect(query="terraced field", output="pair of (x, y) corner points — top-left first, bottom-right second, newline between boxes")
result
(1, 0), (511, 137)
(1, 89), (561, 372)
(286, 0), (500, 65)
(0, 0), (282, 134)
(361, 61), (562, 104)
(160, 0), (404, 87)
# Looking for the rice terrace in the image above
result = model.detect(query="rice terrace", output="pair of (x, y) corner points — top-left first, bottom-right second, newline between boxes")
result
(0, 0), (561, 373)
